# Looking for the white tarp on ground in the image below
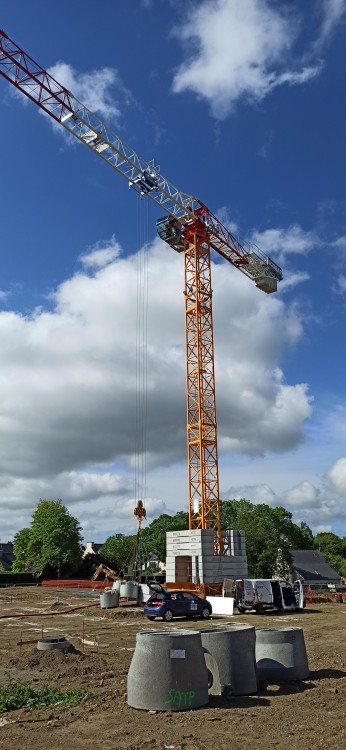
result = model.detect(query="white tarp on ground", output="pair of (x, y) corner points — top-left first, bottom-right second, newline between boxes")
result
(206, 596), (234, 616)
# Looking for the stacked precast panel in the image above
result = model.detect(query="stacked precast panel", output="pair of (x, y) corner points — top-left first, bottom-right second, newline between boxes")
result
(166, 529), (248, 585)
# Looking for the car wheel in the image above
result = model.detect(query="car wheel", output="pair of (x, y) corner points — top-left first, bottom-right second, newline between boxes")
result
(257, 604), (267, 615)
(163, 608), (174, 622)
(201, 607), (211, 620)
(147, 616), (156, 621)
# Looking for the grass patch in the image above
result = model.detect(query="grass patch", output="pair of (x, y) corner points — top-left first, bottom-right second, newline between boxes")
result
(0, 683), (86, 713)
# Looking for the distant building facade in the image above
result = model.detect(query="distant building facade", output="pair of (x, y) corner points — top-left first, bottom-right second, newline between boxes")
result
(82, 541), (103, 559)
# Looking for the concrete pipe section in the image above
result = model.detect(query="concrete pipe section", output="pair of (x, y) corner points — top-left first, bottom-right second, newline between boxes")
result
(100, 590), (120, 609)
(37, 636), (70, 651)
(120, 581), (140, 600)
(127, 629), (209, 711)
(256, 627), (309, 682)
(200, 624), (257, 696)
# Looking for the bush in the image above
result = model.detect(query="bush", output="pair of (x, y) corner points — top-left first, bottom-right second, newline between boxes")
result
(0, 683), (86, 713)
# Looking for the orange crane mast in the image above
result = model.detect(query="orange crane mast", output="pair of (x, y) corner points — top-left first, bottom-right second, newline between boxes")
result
(0, 29), (283, 552)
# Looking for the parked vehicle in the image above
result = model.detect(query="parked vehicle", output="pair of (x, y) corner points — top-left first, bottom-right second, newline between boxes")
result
(235, 578), (305, 615)
(143, 583), (212, 622)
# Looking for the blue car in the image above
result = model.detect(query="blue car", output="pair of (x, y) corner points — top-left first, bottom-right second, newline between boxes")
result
(143, 583), (212, 622)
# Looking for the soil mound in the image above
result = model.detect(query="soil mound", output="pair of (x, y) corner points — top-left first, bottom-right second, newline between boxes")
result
(6, 648), (112, 682)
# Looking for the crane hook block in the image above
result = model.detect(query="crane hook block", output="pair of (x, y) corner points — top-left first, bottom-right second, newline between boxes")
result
(156, 216), (184, 253)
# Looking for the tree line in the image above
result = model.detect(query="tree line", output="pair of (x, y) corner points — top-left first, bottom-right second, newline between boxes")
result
(10, 497), (346, 580)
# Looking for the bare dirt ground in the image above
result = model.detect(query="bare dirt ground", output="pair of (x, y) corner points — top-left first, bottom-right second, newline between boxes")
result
(0, 587), (345, 750)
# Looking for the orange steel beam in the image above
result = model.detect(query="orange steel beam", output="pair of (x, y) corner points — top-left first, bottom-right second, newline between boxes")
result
(184, 227), (222, 552)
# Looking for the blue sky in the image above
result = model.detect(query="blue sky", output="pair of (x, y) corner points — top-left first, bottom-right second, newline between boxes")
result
(0, 0), (346, 542)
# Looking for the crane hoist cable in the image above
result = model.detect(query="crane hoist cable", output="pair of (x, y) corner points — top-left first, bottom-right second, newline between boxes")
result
(135, 197), (149, 509)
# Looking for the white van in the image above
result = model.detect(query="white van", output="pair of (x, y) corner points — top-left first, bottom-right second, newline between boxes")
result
(235, 578), (304, 615)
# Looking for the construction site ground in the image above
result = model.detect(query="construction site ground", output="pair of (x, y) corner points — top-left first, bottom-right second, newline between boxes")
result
(0, 587), (345, 750)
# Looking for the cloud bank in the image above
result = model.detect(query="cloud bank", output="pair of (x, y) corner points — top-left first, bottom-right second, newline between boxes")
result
(224, 453), (346, 532)
(0, 233), (311, 537)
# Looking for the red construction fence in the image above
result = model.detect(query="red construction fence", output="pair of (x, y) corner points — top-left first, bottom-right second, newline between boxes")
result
(42, 579), (110, 589)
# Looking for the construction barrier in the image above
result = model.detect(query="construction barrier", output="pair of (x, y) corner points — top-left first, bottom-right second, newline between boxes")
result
(42, 579), (109, 590)
(304, 586), (344, 604)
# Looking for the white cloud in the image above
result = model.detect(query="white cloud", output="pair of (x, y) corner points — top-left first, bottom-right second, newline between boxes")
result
(47, 62), (122, 122)
(0, 471), (130, 512)
(280, 271), (310, 291)
(0, 233), (311, 536)
(327, 458), (346, 494)
(333, 236), (346, 252)
(0, 235), (311, 472)
(0, 469), (166, 539)
(281, 464), (346, 529)
(317, 0), (346, 45)
(77, 495), (166, 539)
(272, 66), (322, 88)
(284, 480), (320, 509)
(172, 0), (320, 118)
(336, 275), (346, 293)
(249, 225), (318, 264)
(222, 483), (277, 506)
(80, 237), (121, 269)
(222, 453), (346, 533)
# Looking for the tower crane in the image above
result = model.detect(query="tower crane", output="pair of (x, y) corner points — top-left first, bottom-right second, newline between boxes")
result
(0, 29), (282, 554)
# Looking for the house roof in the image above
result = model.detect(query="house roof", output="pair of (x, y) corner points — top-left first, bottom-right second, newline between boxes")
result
(0, 542), (13, 554)
(0, 541), (14, 571)
(290, 549), (340, 583)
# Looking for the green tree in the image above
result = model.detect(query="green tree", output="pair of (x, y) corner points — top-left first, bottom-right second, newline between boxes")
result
(290, 521), (315, 549)
(221, 499), (287, 576)
(141, 510), (189, 562)
(12, 528), (34, 573)
(99, 534), (135, 573)
(220, 499), (314, 578)
(99, 510), (189, 575)
(314, 532), (346, 557)
(314, 532), (346, 576)
(14, 499), (83, 578)
(324, 554), (346, 577)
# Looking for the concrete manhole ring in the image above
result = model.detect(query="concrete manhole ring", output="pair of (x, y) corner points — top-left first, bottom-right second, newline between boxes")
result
(37, 636), (70, 651)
